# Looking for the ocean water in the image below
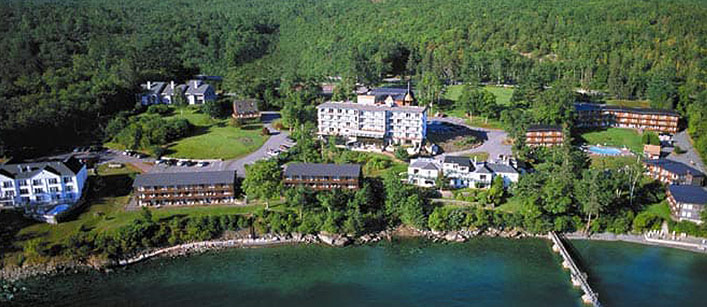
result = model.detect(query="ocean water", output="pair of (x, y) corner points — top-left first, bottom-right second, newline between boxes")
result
(9, 238), (707, 306)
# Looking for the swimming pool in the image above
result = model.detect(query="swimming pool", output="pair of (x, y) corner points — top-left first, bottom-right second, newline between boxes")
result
(588, 146), (623, 156)
(46, 204), (71, 216)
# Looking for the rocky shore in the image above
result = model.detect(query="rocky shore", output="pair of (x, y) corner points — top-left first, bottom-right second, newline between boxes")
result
(0, 226), (535, 286)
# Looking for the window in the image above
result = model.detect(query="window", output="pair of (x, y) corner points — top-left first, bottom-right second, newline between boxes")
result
(4, 191), (14, 197)
(33, 188), (44, 194)
(20, 189), (29, 195)
(18, 180), (28, 187)
(63, 177), (72, 183)
(32, 179), (42, 185)
(48, 178), (58, 184)
(2, 181), (12, 188)
(66, 185), (73, 191)
(21, 197), (30, 203)
(49, 187), (59, 193)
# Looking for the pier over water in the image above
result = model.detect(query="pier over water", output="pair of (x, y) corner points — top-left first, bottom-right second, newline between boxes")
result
(548, 231), (601, 307)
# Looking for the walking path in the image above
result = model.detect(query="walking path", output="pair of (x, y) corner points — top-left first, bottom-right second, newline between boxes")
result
(563, 231), (707, 254)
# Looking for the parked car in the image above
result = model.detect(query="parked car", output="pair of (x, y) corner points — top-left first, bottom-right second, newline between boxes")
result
(197, 161), (210, 167)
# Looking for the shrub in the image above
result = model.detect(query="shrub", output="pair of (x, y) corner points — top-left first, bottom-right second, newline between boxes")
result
(394, 146), (409, 161)
(261, 127), (270, 136)
(146, 104), (172, 116)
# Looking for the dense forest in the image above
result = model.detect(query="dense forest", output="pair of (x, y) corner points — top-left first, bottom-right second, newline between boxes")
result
(0, 0), (705, 158)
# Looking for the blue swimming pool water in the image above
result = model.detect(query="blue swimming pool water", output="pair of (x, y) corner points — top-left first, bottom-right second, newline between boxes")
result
(47, 204), (70, 215)
(588, 146), (622, 155)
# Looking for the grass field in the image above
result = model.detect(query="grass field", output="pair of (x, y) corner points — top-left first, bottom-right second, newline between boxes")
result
(579, 128), (644, 153)
(165, 108), (268, 159)
(497, 197), (524, 213)
(444, 85), (514, 106)
(589, 155), (640, 169)
(606, 99), (651, 108)
(643, 201), (671, 220)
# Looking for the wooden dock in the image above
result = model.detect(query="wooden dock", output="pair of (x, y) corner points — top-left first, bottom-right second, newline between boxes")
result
(548, 231), (601, 307)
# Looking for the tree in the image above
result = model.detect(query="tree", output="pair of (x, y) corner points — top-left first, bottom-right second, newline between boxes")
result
(243, 160), (282, 208)
(394, 146), (409, 161)
(642, 131), (660, 145)
(487, 175), (505, 206)
(202, 99), (227, 119)
(575, 169), (614, 233)
(173, 87), (188, 107)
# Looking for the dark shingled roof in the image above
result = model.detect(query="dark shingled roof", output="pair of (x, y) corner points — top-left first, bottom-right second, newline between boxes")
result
(132, 171), (236, 188)
(284, 163), (361, 178)
(644, 159), (704, 177)
(443, 156), (471, 168)
(410, 159), (440, 171)
(527, 124), (562, 132)
(0, 156), (84, 179)
(486, 163), (518, 174)
(669, 185), (707, 205)
(185, 80), (213, 95)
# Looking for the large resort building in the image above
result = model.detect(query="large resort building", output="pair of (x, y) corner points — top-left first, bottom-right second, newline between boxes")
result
(525, 125), (564, 147)
(283, 163), (362, 191)
(317, 92), (427, 150)
(574, 103), (679, 134)
(408, 156), (520, 189)
(643, 159), (705, 186)
(0, 157), (87, 208)
(667, 185), (707, 224)
(132, 171), (237, 206)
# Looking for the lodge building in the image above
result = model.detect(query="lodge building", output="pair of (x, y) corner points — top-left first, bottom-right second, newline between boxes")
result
(525, 125), (564, 147)
(667, 185), (707, 224)
(283, 163), (362, 191)
(132, 171), (237, 206)
(574, 103), (679, 134)
(643, 159), (705, 186)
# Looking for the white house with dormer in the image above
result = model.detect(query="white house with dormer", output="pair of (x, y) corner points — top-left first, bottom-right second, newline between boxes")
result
(139, 80), (217, 105)
(408, 156), (521, 189)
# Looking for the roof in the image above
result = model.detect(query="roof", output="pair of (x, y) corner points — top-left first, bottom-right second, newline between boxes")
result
(473, 164), (493, 174)
(284, 163), (361, 178)
(233, 99), (259, 114)
(574, 103), (679, 117)
(410, 159), (440, 171)
(486, 163), (519, 174)
(527, 124), (562, 132)
(185, 80), (213, 95)
(162, 83), (187, 96)
(443, 156), (471, 168)
(317, 101), (426, 114)
(132, 171), (236, 187)
(142, 81), (166, 95)
(644, 144), (661, 156)
(644, 159), (704, 177)
(0, 156), (84, 180)
(668, 185), (707, 205)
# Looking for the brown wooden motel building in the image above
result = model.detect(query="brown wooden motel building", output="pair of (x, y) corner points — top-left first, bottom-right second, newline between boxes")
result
(133, 170), (237, 206)
(283, 163), (362, 191)
(525, 125), (564, 147)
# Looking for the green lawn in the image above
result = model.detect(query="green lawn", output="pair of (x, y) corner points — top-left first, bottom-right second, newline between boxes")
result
(579, 128), (644, 153)
(606, 99), (651, 109)
(589, 155), (640, 170)
(166, 108), (268, 159)
(497, 197), (524, 213)
(436, 84), (510, 129)
(444, 85), (514, 106)
(643, 202), (671, 220)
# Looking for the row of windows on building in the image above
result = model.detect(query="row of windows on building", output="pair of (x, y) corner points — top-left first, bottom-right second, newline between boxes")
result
(2, 177), (73, 188)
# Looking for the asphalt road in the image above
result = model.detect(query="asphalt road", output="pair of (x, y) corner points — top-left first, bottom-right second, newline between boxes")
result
(428, 117), (512, 162)
(666, 130), (705, 173)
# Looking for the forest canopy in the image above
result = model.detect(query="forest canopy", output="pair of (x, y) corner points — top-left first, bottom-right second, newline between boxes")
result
(0, 0), (705, 157)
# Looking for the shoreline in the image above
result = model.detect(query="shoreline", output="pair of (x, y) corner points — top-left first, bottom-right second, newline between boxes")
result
(2, 228), (706, 285)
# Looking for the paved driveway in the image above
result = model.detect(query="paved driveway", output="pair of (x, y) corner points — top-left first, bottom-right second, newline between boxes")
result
(667, 131), (705, 173)
(428, 117), (512, 161)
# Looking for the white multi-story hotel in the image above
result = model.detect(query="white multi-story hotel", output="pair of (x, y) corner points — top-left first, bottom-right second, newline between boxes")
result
(316, 100), (427, 150)
(0, 157), (87, 208)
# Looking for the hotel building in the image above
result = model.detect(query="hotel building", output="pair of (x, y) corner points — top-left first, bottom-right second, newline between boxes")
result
(525, 125), (564, 147)
(283, 163), (361, 191)
(574, 103), (679, 134)
(132, 171), (237, 206)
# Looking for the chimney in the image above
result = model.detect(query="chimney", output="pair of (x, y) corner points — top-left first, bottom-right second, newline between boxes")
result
(192, 80), (198, 88)
(147, 81), (152, 90)
(170, 81), (175, 90)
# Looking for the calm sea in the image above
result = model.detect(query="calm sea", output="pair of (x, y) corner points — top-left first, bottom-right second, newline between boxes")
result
(9, 238), (707, 306)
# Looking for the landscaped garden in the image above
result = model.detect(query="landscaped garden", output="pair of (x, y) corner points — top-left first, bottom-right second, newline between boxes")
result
(431, 85), (513, 130)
